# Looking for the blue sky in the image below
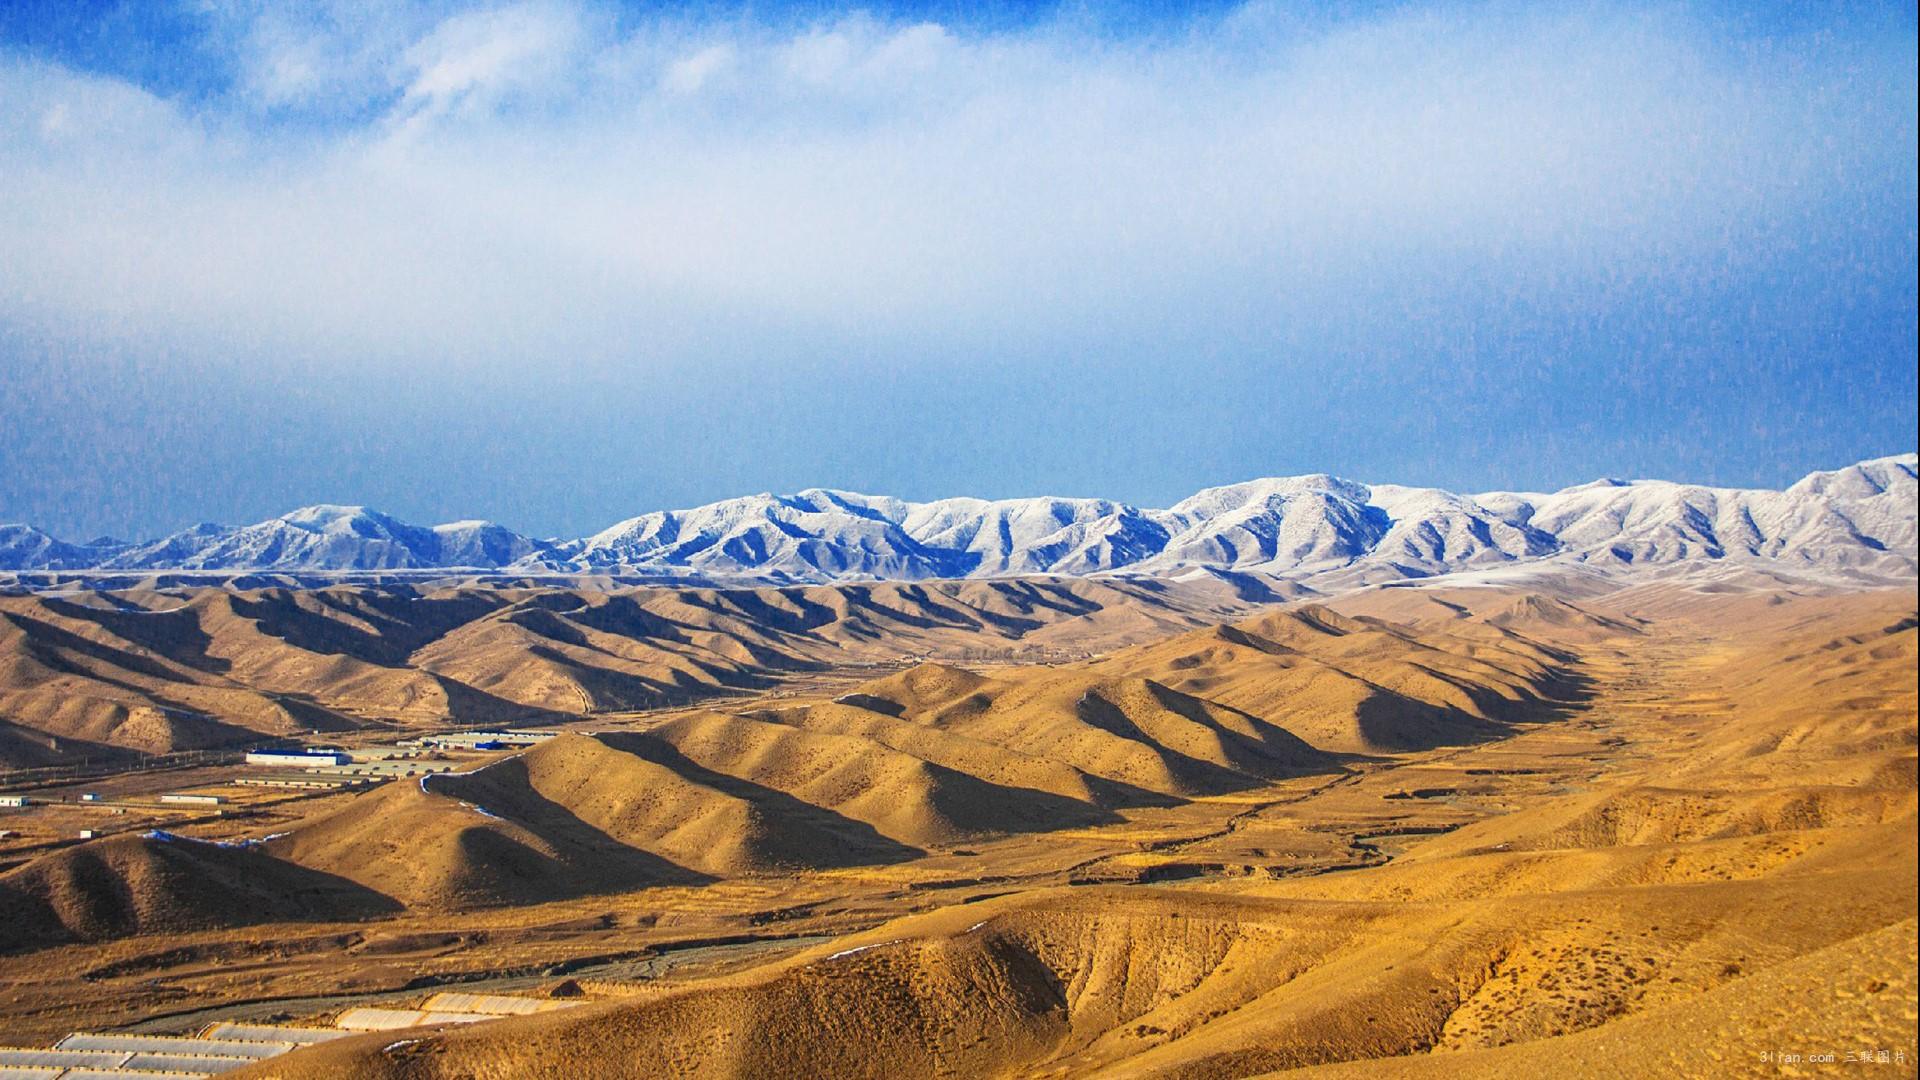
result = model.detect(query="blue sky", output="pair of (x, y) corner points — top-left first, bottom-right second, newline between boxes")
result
(1, 1), (1915, 540)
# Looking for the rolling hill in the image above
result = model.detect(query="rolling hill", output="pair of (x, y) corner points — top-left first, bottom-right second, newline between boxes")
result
(1, 592), (1590, 927)
(0, 577), (1266, 761)
(230, 587), (1918, 1079)
(0, 832), (395, 953)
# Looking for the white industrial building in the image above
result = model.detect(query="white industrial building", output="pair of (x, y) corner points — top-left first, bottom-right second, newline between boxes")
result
(411, 730), (558, 750)
(245, 749), (351, 768)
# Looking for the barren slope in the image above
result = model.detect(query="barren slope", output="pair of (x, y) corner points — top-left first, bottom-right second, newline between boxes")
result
(235, 588), (1916, 1079)
(0, 578), (1267, 754)
(0, 832), (394, 953)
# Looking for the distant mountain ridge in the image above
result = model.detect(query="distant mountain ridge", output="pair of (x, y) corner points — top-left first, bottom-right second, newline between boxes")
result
(3, 454), (1914, 584)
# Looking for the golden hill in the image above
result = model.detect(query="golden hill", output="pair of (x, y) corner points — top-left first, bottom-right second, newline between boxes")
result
(0, 590), (1595, 926)
(0, 577), (1266, 760)
(1081, 604), (1581, 753)
(636, 712), (1122, 843)
(267, 719), (1128, 910)
(430, 732), (920, 876)
(0, 831), (394, 954)
(266, 744), (758, 910)
(220, 585), (1914, 1079)
(753, 694), (1156, 809)
(258, 678), (1330, 913)
(247, 827), (1914, 1078)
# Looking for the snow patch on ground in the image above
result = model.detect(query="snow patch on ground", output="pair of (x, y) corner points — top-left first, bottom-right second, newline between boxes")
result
(824, 940), (898, 961)
(142, 828), (287, 848)
(420, 750), (530, 795)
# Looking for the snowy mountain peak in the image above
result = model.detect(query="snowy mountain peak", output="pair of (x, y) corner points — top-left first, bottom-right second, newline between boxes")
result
(1786, 453), (1918, 500)
(3, 454), (1912, 583)
(280, 503), (373, 521)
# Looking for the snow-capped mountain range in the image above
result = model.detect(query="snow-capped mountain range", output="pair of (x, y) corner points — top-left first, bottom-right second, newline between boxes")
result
(3, 454), (1914, 585)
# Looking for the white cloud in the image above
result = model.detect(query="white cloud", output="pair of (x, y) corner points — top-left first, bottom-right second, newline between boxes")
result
(661, 43), (733, 95)
(0, 2), (1911, 373)
(395, 1), (588, 123)
(206, 1), (441, 113)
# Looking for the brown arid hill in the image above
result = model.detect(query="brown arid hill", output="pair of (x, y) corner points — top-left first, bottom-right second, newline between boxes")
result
(267, 728), (963, 907)
(631, 712), (1124, 843)
(0, 577), (1268, 759)
(2, 590), (1585, 925)
(828, 668), (1340, 797)
(255, 671), (1341, 915)
(0, 590), (1579, 935)
(1282, 917), (1918, 1079)
(0, 831), (394, 953)
(0, 716), (125, 771)
(230, 585), (1915, 1079)
(266, 752), (719, 911)
(1476, 593), (1649, 641)
(1079, 604), (1576, 754)
(749, 691), (1169, 809)
(254, 678), (1336, 915)
(243, 831), (1913, 1079)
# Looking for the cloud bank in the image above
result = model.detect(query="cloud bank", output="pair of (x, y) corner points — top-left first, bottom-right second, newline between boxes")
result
(0, 2), (1914, 541)
(3, 1), (1910, 371)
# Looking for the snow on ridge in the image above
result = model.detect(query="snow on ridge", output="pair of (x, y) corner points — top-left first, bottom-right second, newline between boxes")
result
(5, 454), (1914, 582)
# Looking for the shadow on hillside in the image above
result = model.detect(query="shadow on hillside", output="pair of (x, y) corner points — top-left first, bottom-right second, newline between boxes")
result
(1141, 681), (1343, 776)
(1351, 666), (1596, 753)
(597, 732), (929, 868)
(434, 759), (717, 896)
(0, 834), (402, 956)
(44, 598), (231, 675)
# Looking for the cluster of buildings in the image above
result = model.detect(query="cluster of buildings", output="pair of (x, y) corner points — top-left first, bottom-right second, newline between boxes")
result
(2, 729), (559, 845)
